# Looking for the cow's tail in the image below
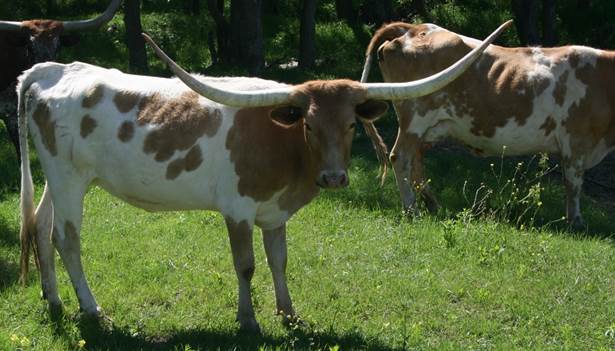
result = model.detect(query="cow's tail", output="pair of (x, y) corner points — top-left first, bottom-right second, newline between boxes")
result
(360, 22), (414, 185)
(17, 67), (42, 285)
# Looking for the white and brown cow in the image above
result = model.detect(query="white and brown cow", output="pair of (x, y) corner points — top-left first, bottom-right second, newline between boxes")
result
(361, 22), (615, 228)
(17, 24), (507, 331)
(0, 0), (121, 160)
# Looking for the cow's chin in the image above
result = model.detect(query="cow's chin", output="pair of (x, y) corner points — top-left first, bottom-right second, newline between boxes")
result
(315, 172), (350, 189)
(316, 180), (349, 189)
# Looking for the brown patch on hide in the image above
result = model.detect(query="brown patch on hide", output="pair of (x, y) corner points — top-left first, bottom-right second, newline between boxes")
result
(80, 114), (97, 138)
(138, 92), (221, 162)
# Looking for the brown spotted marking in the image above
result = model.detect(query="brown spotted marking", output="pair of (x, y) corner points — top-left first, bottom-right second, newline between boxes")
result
(113, 91), (141, 113)
(564, 50), (615, 160)
(553, 71), (569, 106)
(32, 101), (57, 155)
(165, 145), (203, 180)
(118, 121), (135, 142)
(138, 92), (222, 162)
(539, 116), (556, 136)
(80, 114), (97, 138)
(81, 84), (104, 108)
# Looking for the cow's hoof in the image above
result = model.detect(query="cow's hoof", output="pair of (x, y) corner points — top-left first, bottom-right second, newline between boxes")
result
(569, 216), (586, 231)
(78, 308), (114, 333)
(282, 313), (306, 330)
(238, 317), (261, 334)
(402, 207), (420, 220)
(48, 302), (65, 321)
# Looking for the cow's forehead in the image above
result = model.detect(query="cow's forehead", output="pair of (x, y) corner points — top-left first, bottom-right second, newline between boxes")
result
(292, 79), (367, 106)
(22, 20), (64, 36)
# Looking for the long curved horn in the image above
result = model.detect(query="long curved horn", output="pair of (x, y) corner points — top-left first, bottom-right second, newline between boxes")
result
(63, 0), (122, 32)
(364, 20), (513, 100)
(0, 21), (24, 32)
(143, 33), (293, 107)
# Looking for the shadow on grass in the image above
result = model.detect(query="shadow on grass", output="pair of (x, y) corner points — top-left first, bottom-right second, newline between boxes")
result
(51, 317), (402, 351)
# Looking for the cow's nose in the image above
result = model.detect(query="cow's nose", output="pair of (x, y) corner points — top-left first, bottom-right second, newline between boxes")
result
(319, 171), (349, 188)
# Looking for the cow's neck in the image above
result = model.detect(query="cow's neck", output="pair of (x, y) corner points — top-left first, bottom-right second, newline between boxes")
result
(226, 107), (319, 213)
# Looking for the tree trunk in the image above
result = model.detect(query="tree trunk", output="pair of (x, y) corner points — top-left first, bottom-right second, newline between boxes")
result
(542, 0), (557, 46)
(124, 0), (148, 74)
(206, 0), (230, 64)
(46, 0), (57, 16)
(299, 0), (316, 68)
(411, 0), (429, 21)
(335, 0), (358, 25)
(360, 0), (393, 27)
(230, 0), (264, 75)
(511, 0), (540, 46)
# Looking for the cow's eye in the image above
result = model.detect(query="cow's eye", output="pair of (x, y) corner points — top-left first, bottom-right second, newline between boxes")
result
(349, 122), (356, 130)
(419, 32), (426, 38)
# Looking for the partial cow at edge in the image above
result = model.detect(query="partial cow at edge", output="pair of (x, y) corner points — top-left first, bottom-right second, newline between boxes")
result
(0, 0), (121, 161)
(361, 21), (615, 229)
(17, 24), (509, 331)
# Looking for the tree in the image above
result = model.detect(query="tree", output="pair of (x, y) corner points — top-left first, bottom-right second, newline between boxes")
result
(542, 0), (557, 46)
(299, 0), (316, 68)
(230, 0), (264, 75)
(206, 0), (230, 64)
(512, 0), (540, 46)
(124, 0), (148, 74)
(335, 0), (370, 46)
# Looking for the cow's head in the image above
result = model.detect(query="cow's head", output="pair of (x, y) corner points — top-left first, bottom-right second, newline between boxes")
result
(375, 23), (483, 82)
(269, 81), (388, 187)
(142, 20), (511, 188)
(0, 0), (120, 63)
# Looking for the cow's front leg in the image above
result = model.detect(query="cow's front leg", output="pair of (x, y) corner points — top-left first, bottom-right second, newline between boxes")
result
(262, 224), (295, 325)
(225, 217), (259, 332)
(562, 159), (586, 229)
(390, 130), (419, 216)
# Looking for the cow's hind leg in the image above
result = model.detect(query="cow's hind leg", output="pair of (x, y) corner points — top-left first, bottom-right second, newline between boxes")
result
(262, 224), (296, 325)
(390, 130), (420, 216)
(225, 217), (259, 332)
(35, 184), (63, 317)
(411, 147), (439, 213)
(47, 176), (100, 316)
(391, 132), (439, 215)
(562, 159), (586, 229)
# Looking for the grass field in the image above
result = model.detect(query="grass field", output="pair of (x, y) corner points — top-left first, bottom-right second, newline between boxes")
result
(1, 122), (614, 350)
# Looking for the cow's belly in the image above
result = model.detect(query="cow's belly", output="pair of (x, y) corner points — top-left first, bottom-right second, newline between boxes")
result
(448, 119), (560, 157)
(83, 138), (235, 213)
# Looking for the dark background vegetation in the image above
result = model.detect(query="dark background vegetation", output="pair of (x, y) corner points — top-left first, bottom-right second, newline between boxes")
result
(2, 0), (614, 79)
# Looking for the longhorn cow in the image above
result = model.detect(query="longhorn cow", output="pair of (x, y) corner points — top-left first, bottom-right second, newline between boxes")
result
(361, 21), (614, 228)
(0, 0), (121, 160)
(17, 23), (508, 331)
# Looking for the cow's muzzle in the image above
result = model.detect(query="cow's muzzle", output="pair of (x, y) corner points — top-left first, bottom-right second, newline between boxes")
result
(317, 170), (349, 189)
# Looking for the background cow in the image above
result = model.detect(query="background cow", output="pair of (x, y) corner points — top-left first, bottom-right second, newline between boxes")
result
(361, 21), (615, 228)
(16, 24), (507, 331)
(0, 0), (120, 161)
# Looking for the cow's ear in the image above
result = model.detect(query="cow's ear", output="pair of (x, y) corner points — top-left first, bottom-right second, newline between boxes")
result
(6, 32), (29, 47)
(270, 105), (304, 126)
(60, 34), (80, 47)
(356, 99), (388, 121)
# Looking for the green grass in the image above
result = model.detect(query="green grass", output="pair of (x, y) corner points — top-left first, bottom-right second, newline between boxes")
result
(1, 124), (614, 350)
